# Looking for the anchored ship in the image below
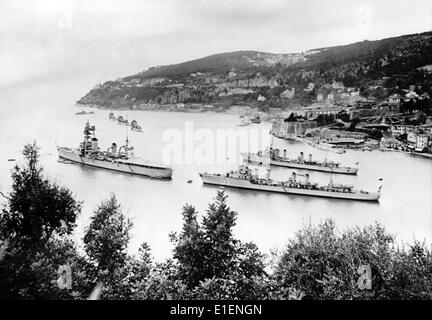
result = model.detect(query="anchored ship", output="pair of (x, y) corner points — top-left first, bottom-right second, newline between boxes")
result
(108, 112), (116, 120)
(238, 115), (252, 126)
(76, 109), (94, 115)
(130, 120), (142, 132)
(242, 148), (358, 175)
(199, 165), (380, 201)
(251, 115), (261, 124)
(57, 121), (172, 179)
(117, 115), (129, 126)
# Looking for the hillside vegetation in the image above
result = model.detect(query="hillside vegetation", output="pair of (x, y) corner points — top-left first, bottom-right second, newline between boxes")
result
(78, 31), (432, 110)
(1, 143), (431, 300)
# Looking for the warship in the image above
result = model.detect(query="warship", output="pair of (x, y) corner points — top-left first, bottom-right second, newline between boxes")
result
(108, 112), (116, 120)
(238, 115), (252, 126)
(242, 148), (358, 175)
(199, 165), (380, 201)
(117, 115), (129, 126)
(76, 109), (94, 115)
(57, 121), (172, 179)
(130, 120), (143, 132)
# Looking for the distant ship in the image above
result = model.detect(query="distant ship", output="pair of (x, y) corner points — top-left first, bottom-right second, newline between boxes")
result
(76, 109), (94, 115)
(117, 115), (129, 126)
(108, 112), (116, 120)
(251, 115), (261, 124)
(57, 121), (172, 179)
(242, 148), (358, 175)
(130, 120), (142, 132)
(238, 115), (251, 126)
(199, 165), (380, 202)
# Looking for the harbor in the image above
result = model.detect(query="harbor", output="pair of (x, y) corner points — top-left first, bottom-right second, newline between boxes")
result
(57, 120), (172, 179)
(242, 149), (359, 174)
(1, 79), (431, 261)
(200, 165), (379, 201)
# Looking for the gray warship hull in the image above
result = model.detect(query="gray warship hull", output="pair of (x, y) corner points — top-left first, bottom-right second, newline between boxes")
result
(58, 147), (172, 179)
(242, 153), (358, 175)
(200, 173), (379, 201)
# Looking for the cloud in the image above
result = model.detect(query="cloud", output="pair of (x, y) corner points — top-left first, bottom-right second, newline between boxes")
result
(1, 0), (431, 88)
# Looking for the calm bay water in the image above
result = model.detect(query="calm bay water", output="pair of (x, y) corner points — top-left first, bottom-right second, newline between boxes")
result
(1, 79), (431, 260)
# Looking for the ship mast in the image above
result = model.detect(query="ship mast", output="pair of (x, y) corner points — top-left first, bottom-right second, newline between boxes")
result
(329, 168), (334, 187)
(125, 117), (129, 158)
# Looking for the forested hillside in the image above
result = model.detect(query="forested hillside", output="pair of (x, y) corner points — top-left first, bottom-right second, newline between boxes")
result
(78, 31), (432, 110)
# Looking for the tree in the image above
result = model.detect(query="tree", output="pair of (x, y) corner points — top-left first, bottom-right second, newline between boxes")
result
(316, 114), (335, 127)
(0, 142), (83, 299)
(348, 117), (361, 131)
(201, 191), (238, 280)
(84, 195), (132, 273)
(170, 191), (267, 299)
(0, 142), (81, 248)
(170, 204), (205, 287)
(83, 194), (133, 299)
(336, 111), (351, 122)
(285, 112), (297, 122)
(273, 219), (432, 300)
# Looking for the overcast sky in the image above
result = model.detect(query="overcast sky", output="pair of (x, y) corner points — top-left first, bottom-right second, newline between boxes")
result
(1, 0), (432, 88)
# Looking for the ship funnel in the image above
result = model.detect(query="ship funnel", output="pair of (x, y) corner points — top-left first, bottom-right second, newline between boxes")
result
(305, 173), (310, 185)
(91, 137), (98, 151)
(309, 153), (312, 163)
(299, 152), (304, 162)
(266, 168), (271, 180)
(111, 143), (117, 154)
(275, 148), (280, 158)
(291, 172), (296, 183)
(283, 149), (287, 160)
(253, 168), (259, 179)
(84, 120), (90, 133)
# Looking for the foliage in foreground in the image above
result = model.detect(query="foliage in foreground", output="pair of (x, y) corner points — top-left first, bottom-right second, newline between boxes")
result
(0, 143), (431, 300)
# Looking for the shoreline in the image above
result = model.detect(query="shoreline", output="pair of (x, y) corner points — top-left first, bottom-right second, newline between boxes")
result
(381, 147), (432, 159)
(76, 102), (292, 121)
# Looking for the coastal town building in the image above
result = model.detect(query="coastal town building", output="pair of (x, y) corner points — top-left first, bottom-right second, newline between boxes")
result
(373, 102), (400, 114)
(407, 132), (430, 151)
(390, 124), (416, 137)
(308, 128), (368, 146)
(380, 132), (397, 148)
(257, 94), (266, 102)
(416, 134), (429, 150)
(332, 81), (345, 90)
(280, 87), (295, 99)
(304, 82), (315, 92)
(303, 104), (345, 119)
(271, 119), (317, 139)
(388, 94), (402, 105)
(405, 91), (419, 100)
(420, 92), (431, 100)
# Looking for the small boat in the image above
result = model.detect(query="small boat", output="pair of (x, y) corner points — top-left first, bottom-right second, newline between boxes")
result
(7, 158), (16, 162)
(251, 115), (261, 124)
(130, 120), (142, 132)
(238, 115), (251, 126)
(57, 158), (72, 164)
(109, 112), (116, 120)
(76, 109), (94, 115)
(117, 115), (129, 126)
